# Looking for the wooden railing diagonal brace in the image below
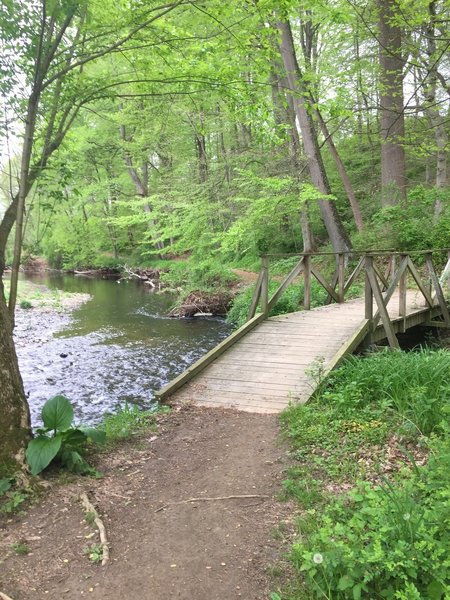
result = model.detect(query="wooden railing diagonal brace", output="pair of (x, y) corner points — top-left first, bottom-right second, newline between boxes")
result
(366, 260), (400, 349)
(268, 257), (304, 312)
(426, 254), (450, 326)
(247, 269), (264, 321)
(372, 256), (409, 330)
(311, 267), (340, 303)
(407, 258), (434, 308)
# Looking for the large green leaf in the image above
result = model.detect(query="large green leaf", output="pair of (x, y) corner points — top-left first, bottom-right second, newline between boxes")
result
(81, 428), (106, 444)
(0, 479), (12, 495)
(42, 395), (74, 431)
(26, 435), (62, 475)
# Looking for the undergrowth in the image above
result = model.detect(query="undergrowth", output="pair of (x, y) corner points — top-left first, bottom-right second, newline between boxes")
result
(273, 348), (450, 600)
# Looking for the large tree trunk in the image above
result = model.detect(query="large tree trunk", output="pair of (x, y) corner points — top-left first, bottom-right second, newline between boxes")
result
(278, 19), (352, 253)
(425, 0), (448, 220)
(378, 0), (406, 205)
(0, 282), (31, 477)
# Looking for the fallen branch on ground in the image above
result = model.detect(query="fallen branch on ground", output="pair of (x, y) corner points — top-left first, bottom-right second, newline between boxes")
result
(155, 494), (269, 512)
(0, 591), (15, 600)
(79, 492), (110, 566)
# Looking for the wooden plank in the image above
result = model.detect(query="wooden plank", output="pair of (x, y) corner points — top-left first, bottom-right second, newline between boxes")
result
(155, 312), (266, 401)
(178, 389), (293, 407)
(323, 320), (369, 376)
(338, 253), (345, 302)
(195, 380), (296, 397)
(372, 256), (408, 329)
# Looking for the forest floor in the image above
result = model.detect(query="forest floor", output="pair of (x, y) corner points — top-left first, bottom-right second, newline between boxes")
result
(0, 406), (293, 600)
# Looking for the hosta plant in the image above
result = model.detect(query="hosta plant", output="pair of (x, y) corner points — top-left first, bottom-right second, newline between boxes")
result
(26, 395), (105, 476)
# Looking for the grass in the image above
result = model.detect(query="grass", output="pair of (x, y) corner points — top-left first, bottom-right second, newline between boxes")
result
(271, 348), (450, 600)
(3, 279), (86, 312)
(103, 402), (170, 443)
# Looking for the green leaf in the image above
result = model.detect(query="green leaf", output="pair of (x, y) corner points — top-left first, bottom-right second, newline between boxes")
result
(26, 435), (62, 475)
(60, 428), (87, 447)
(0, 479), (12, 495)
(42, 395), (74, 431)
(82, 428), (106, 444)
(352, 584), (362, 600)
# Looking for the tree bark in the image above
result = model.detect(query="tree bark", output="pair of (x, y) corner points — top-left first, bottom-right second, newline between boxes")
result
(378, 0), (406, 204)
(277, 19), (352, 253)
(0, 282), (31, 477)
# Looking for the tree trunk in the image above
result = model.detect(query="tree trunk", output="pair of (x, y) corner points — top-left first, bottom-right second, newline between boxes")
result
(316, 110), (365, 231)
(278, 19), (352, 253)
(0, 282), (31, 477)
(425, 0), (447, 220)
(378, 0), (406, 205)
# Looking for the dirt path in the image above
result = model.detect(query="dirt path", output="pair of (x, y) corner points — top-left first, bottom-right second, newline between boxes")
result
(0, 407), (291, 600)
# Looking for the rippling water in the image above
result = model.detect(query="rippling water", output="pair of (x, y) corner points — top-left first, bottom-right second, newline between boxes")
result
(15, 273), (231, 425)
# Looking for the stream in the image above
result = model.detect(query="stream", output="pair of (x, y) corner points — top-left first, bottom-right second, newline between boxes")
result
(14, 273), (232, 426)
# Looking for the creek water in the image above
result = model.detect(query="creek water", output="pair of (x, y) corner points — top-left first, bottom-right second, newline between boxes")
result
(15, 273), (231, 426)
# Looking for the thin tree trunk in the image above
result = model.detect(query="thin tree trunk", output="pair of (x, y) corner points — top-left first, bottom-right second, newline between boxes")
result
(278, 19), (351, 253)
(316, 109), (364, 231)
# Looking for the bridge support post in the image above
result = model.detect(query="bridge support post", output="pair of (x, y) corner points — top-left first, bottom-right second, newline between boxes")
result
(364, 255), (374, 346)
(261, 256), (269, 316)
(303, 254), (311, 310)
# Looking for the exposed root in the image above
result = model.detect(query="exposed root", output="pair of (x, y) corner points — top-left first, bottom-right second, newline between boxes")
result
(79, 492), (110, 566)
(155, 494), (269, 513)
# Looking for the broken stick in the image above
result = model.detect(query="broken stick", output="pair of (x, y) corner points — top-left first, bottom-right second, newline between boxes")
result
(79, 492), (110, 566)
(155, 494), (269, 513)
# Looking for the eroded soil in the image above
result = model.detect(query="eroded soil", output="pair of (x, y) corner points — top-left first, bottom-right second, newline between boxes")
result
(0, 407), (292, 600)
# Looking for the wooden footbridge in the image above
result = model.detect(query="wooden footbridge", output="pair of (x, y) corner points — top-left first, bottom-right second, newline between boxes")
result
(156, 250), (450, 413)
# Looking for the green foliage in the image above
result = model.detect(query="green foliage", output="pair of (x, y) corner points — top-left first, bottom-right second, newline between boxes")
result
(103, 402), (168, 441)
(279, 349), (450, 599)
(326, 349), (450, 436)
(352, 186), (450, 251)
(160, 258), (237, 293)
(11, 541), (30, 555)
(26, 396), (105, 476)
(292, 440), (450, 599)
(85, 543), (104, 563)
(19, 299), (33, 309)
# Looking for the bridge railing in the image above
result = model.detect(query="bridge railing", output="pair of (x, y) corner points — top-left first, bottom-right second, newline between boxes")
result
(248, 249), (450, 346)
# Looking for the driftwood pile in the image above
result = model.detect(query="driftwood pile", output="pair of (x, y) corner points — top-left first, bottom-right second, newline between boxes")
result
(170, 290), (233, 318)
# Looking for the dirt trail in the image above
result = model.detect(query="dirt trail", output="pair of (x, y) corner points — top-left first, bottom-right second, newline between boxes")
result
(0, 407), (291, 600)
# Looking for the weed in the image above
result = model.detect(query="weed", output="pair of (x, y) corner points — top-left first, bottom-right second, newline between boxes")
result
(103, 402), (168, 441)
(19, 299), (33, 309)
(84, 543), (104, 563)
(11, 541), (30, 555)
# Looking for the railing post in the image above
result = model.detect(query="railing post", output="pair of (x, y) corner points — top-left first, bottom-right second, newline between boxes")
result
(338, 253), (345, 303)
(303, 254), (311, 310)
(399, 253), (407, 318)
(260, 255), (269, 315)
(390, 254), (397, 283)
(364, 255), (374, 346)
(365, 255), (373, 319)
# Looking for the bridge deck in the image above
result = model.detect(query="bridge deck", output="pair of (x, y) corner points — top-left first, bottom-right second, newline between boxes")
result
(162, 290), (442, 413)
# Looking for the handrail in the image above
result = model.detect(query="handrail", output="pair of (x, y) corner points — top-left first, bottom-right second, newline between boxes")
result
(247, 249), (450, 347)
(261, 248), (450, 258)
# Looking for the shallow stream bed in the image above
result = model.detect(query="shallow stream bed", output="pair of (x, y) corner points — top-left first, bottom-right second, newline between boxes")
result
(13, 273), (231, 426)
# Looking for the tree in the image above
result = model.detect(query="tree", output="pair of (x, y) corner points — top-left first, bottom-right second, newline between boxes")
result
(277, 19), (352, 253)
(0, 0), (186, 475)
(378, 0), (407, 204)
